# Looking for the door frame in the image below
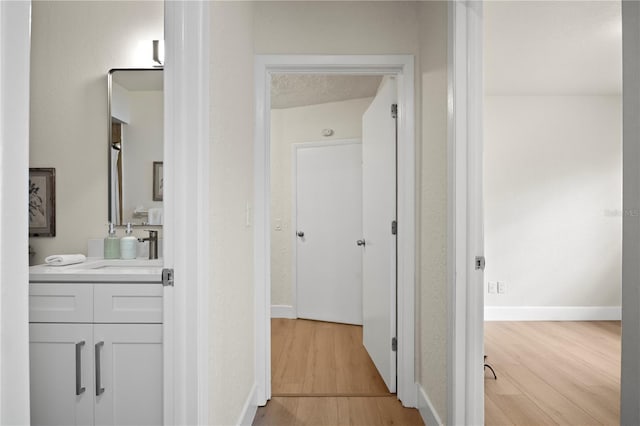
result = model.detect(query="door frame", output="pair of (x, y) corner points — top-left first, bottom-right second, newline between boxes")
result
(254, 54), (416, 407)
(447, 1), (484, 425)
(163, 1), (210, 425)
(291, 138), (363, 322)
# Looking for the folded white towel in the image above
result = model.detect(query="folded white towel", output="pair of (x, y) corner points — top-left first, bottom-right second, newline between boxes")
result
(44, 254), (87, 266)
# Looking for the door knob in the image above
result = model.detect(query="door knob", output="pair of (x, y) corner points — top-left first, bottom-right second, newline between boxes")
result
(357, 239), (366, 247)
(297, 231), (305, 238)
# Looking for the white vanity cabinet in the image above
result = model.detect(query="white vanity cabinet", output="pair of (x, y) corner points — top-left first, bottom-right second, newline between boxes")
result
(29, 282), (163, 426)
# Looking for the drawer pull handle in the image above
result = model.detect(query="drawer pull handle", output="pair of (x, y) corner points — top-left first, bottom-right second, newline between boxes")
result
(95, 341), (105, 396)
(75, 341), (86, 395)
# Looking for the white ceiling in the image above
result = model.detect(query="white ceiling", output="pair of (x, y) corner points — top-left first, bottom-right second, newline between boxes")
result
(271, 74), (382, 109)
(485, 0), (621, 95)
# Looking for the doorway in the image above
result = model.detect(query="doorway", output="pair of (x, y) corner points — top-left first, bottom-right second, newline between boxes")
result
(253, 55), (416, 408)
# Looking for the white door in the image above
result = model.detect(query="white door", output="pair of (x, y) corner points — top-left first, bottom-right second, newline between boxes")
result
(94, 324), (163, 426)
(295, 141), (363, 325)
(29, 324), (94, 426)
(362, 78), (397, 392)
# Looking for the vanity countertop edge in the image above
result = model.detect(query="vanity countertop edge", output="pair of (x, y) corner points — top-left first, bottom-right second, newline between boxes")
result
(29, 257), (163, 283)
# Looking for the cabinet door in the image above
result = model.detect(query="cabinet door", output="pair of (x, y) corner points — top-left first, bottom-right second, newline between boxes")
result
(94, 324), (162, 426)
(30, 324), (94, 426)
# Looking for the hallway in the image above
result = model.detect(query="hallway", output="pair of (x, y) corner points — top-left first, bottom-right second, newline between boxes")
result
(254, 319), (423, 425)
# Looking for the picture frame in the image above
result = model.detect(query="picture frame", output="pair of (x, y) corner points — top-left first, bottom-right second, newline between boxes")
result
(153, 161), (163, 201)
(29, 168), (56, 237)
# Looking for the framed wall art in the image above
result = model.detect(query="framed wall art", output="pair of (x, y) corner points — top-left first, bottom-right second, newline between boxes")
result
(29, 168), (56, 237)
(153, 161), (163, 201)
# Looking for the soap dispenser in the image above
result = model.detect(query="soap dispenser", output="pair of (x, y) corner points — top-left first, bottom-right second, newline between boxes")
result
(120, 223), (138, 260)
(104, 222), (120, 259)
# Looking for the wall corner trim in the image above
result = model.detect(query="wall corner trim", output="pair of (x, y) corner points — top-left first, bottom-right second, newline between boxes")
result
(417, 384), (444, 426)
(271, 305), (296, 319)
(484, 306), (622, 321)
(237, 384), (258, 426)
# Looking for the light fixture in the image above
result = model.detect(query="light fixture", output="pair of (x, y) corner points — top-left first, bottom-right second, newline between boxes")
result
(152, 40), (164, 67)
(321, 128), (334, 137)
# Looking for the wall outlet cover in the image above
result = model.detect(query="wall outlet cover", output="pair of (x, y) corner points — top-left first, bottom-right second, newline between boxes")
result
(497, 281), (507, 295)
(488, 282), (497, 294)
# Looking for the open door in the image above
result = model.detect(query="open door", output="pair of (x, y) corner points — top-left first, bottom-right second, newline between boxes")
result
(361, 78), (397, 392)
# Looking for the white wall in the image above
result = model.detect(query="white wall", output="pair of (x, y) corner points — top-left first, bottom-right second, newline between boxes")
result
(484, 96), (622, 310)
(122, 90), (163, 221)
(210, 2), (256, 425)
(29, 1), (163, 264)
(270, 97), (373, 307)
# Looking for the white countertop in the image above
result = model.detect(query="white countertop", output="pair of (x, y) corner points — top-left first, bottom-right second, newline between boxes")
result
(29, 258), (164, 283)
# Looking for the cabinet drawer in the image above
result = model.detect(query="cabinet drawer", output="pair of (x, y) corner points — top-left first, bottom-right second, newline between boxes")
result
(94, 284), (163, 323)
(29, 284), (93, 323)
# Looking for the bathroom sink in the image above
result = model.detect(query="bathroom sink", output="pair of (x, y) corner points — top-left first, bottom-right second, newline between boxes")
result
(29, 257), (164, 282)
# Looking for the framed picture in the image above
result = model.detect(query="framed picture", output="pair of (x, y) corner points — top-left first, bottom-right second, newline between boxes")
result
(29, 168), (56, 237)
(153, 161), (163, 201)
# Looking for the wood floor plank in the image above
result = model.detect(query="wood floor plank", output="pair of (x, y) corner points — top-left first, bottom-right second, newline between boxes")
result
(485, 321), (621, 426)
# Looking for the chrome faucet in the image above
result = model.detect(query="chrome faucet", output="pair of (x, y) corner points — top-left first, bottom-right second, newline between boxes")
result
(139, 230), (159, 260)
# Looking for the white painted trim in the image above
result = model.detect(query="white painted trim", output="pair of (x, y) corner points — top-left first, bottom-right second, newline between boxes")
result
(417, 384), (444, 426)
(236, 384), (258, 426)
(291, 138), (361, 324)
(271, 305), (296, 319)
(622, 3), (640, 424)
(254, 55), (416, 408)
(447, 2), (484, 425)
(485, 306), (622, 322)
(0, 1), (31, 424)
(164, 1), (210, 424)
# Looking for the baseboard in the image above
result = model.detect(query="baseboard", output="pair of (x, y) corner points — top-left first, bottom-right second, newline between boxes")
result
(484, 306), (621, 321)
(271, 304), (296, 319)
(417, 384), (444, 426)
(236, 384), (258, 426)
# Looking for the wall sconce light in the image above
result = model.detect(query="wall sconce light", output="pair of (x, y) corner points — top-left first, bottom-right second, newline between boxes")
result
(152, 40), (164, 67)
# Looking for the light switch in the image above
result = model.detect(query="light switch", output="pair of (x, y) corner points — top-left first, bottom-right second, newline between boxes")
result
(488, 282), (497, 294)
(274, 218), (282, 231)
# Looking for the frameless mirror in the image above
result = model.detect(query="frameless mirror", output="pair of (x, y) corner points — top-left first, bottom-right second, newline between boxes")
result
(108, 68), (163, 226)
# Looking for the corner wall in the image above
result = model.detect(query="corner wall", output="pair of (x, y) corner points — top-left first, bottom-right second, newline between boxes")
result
(210, 2), (256, 425)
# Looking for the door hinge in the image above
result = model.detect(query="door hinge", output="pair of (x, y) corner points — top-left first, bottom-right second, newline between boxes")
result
(392, 337), (397, 352)
(162, 268), (175, 287)
(475, 256), (486, 271)
(391, 220), (397, 235)
(391, 104), (398, 119)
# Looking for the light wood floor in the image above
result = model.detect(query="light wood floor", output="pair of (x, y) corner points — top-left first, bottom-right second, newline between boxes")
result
(485, 321), (621, 426)
(271, 318), (390, 396)
(254, 319), (423, 426)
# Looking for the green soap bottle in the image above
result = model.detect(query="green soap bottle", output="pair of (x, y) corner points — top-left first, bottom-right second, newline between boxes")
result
(104, 223), (120, 259)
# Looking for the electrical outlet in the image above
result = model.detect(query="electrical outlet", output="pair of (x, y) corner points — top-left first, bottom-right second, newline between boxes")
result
(274, 218), (282, 231)
(497, 281), (507, 295)
(488, 282), (497, 294)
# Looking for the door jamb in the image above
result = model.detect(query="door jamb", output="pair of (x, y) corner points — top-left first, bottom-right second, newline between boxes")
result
(164, 1), (210, 424)
(291, 139), (362, 322)
(254, 54), (416, 407)
(447, 1), (484, 425)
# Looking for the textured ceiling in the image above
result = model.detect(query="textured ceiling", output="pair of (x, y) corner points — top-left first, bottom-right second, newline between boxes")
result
(485, 0), (621, 95)
(271, 74), (382, 109)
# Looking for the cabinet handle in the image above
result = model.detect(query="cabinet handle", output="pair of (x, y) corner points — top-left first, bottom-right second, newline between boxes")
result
(95, 341), (105, 396)
(75, 341), (86, 396)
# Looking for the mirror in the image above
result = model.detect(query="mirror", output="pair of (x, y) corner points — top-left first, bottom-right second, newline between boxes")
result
(108, 68), (163, 226)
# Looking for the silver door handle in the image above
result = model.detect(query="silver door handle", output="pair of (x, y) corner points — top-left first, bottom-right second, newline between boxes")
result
(297, 231), (305, 238)
(75, 341), (86, 395)
(95, 341), (105, 396)
(357, 239), (366, 247)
